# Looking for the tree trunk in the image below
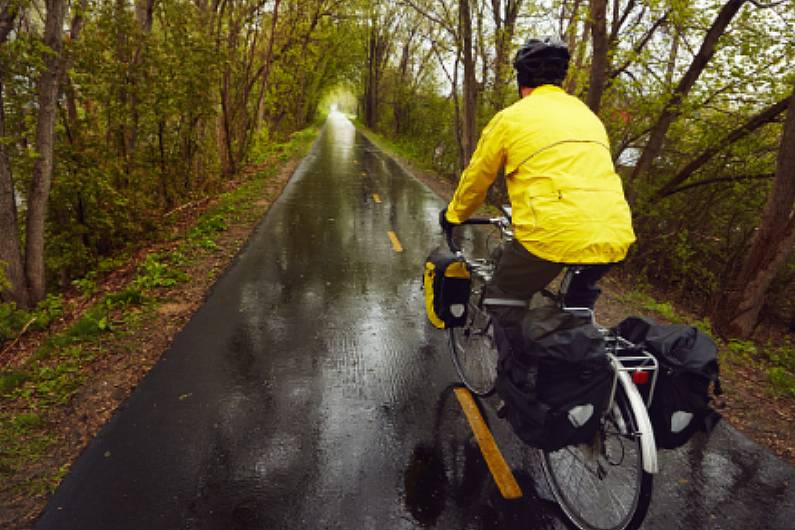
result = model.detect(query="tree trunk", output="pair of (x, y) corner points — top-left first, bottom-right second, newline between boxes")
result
(255, 0), (280, 128)
(490, 0), (521, 111)
(663, 23), (679, 88)
(364, 19), (379, 128)
(629, 0), (747, 183)
(393, 28), (415, 135)
(459, 0), (477, 167)
(62, 0), (89, 145)
(713, 85), (795, 338)
(113, 0), (131, 182)
(0, 1), (18, 43)
(127, 0), (156, 165)
(586, 0), (608, 114)
(219, 76), (236, 176)
(0, 83), (28, 306)
(565, 13), (591, 94)
(24, 0), (67, 304)
(450, 55), (464, 168)
(0, 6), (28, 306)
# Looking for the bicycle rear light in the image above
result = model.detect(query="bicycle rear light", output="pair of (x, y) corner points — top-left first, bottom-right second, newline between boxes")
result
(632, 370), (650, 385)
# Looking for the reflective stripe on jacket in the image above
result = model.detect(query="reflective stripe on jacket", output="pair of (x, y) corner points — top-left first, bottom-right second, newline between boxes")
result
(445, 85), (636, 264)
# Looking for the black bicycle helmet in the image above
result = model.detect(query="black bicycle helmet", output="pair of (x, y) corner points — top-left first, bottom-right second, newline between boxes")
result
(513, 36), (570, 88)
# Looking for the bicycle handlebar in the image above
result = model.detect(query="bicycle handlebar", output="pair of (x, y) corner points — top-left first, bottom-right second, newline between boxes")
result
(444, 217), (504, 254)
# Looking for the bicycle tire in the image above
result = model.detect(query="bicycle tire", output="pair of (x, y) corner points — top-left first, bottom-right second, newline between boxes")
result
(540, 382), (653, 530)
(448, 276), (499, 397)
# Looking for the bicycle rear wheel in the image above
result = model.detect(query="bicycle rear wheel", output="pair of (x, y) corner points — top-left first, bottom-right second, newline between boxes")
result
(448, 278), (499, 396)
(540, 384), (653, 530)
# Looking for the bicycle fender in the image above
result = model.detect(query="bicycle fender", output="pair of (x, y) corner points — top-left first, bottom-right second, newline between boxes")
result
(618, 370), (659, 474)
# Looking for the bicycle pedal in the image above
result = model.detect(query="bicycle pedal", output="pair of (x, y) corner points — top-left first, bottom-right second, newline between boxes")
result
(496, 400), (508, 418)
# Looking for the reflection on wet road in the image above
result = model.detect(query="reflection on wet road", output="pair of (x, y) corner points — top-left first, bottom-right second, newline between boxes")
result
(38, 113), (795, 529)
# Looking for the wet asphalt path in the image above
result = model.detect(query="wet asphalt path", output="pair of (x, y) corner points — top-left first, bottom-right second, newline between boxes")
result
(38, 113), (795, 529)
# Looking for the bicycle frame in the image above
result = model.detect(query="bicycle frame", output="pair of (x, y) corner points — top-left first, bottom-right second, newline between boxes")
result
(447, 214), (660, 475)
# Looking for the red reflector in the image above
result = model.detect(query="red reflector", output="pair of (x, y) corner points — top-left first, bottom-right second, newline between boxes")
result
(632, 370), (650, 385)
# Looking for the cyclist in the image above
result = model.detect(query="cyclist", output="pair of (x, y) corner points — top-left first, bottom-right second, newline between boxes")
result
(439, 36), (635, 330)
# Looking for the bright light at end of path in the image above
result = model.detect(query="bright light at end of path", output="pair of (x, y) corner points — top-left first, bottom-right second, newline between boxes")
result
(330, 103), (338, 112)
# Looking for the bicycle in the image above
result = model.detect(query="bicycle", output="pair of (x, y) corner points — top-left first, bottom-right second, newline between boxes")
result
(442, 206), (659, 530)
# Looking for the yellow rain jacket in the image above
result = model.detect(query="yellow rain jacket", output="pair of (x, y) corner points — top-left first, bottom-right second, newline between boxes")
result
(446, 85), (635, 264)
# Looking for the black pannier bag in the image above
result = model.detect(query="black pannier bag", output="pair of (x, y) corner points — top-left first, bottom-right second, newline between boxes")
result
(495, 303), (612, 452)
(614, 316), (722, 449)
(423, 246), (470, 329)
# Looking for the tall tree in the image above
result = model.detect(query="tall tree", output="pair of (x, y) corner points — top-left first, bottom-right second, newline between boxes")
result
(713, 84), (795, 338)
(255, 0), (281, 128)
(459, 0), (476, 166)
(586, 0), (608, 113)
(489, 0), (521, 110)
(0, 1), (27, 305)
(629, 0), (748, 184)
(24, 0), (68, 304)
(363, 4), (395, 128)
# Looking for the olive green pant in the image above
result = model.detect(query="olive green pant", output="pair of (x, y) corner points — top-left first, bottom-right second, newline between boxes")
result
(484, 239), (613, 326)
(483, 239), (564, 326)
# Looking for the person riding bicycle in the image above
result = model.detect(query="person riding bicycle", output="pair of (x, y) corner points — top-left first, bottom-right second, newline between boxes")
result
(439, 36), (635, 330)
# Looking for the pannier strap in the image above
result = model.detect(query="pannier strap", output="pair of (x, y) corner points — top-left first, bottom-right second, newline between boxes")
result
(483, 297), (528, 307)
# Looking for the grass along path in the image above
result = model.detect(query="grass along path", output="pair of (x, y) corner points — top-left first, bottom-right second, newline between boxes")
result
(0, 126), (319, 528)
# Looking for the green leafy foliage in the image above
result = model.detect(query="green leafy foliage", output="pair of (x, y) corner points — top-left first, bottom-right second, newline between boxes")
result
(72, 273), (97, 297)
(1, 0), (360, 314)
(763, 340), (795, 374)
(0, 418), (55, 476)
(132, 255), (188, 290)
(0, 295), (64, 344)
(0, 264), (9, 293)
(726, 339), (758, 363)
(768, 367), (795, 398)
(0, 372), (30, 395)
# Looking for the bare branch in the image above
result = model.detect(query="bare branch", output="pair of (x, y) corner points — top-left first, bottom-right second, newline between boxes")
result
(400, 0), (456, 37)
(609, 11), (669, 80)
(608, 0), (636, 44)
(749, 0), (787, 7)
(655, 95), (791, 198)
(662, 173), (775, 198)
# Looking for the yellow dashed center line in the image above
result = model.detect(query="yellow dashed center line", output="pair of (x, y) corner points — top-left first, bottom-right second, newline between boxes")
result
(454, 387), (523, 500)
(387, 231), (404, 253)
(372, 193), (382, 204)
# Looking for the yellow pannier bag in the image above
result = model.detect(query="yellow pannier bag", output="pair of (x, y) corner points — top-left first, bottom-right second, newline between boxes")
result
(423, 247), (471, 329)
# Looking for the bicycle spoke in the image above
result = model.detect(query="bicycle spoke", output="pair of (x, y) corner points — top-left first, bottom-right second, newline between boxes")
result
(558, 446), (599, 480)
(448, 277), (498, 396)
(541, 385), (653, 530)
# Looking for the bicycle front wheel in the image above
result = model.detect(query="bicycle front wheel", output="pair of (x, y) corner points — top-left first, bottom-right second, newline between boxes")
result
(540, 384), (653, 530)
(448, 281), (499, 396)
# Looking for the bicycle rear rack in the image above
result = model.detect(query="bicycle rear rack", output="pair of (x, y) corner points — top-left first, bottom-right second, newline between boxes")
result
(604, 336), (659, 410)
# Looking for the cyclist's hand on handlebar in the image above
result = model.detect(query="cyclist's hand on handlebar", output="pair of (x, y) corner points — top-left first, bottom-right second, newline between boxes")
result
(439, 207), (458, 233)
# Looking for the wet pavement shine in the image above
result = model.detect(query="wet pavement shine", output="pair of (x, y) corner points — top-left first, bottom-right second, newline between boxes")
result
(37, 113), (795, 530)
